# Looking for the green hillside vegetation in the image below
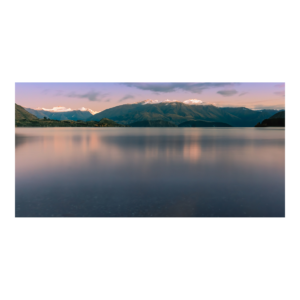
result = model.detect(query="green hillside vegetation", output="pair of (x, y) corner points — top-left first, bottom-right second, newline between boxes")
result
(88, 102), (279, 127)
(16, 118), (126, 127)
(98, 118), (125, 127)
(15, 104), (38, 121)
(255, 110), (285, 127)
(178, 120), (232, 127)
(17, 118), (83, 127)
(129, 120), (177, 127)
(16, 118), (126, 128)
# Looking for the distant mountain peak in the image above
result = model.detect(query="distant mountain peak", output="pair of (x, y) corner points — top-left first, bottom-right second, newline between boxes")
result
(34, 106), (100, 115)
(134, 99), (206, 105)
(37, 106), (73, 112)
(183, 99), (204, 105)
(78, 107), (101, 115)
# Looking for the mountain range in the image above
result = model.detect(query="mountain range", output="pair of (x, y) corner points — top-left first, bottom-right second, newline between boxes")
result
(18, 101), (284, 127)
(25, 108), (93, 121)
(88, 101), (281, 127)
(15, 104), (124, 127)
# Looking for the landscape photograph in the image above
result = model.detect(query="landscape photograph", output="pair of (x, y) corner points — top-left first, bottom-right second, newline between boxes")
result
(15, 82), (285, 217)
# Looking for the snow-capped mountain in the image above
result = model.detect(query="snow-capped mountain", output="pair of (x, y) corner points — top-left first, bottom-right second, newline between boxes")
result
(34, 106), (100, 115)
(36, 106), (73, 112)
(25, 107), (98, 121)
(182, 99), (204, 105)
(135, 99), (205, 105)
(78, 107), (101, 115)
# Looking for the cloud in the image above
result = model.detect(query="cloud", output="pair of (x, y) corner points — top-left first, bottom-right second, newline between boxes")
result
(122, 83), (235, 94)
(119, 94), (135, 102)
(54, 90), (64, 96)
(40, 89), (63, 96)
(239, 92), (248, 97)
(67, 90), (109, 101)
(40, 106), (73, 112)
(274, 83), (285, 88)
(217, 89), (238, 97)
(274, 91), (285, 97)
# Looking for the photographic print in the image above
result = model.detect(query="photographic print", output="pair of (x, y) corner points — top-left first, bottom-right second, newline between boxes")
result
(15, 82), (285, 217)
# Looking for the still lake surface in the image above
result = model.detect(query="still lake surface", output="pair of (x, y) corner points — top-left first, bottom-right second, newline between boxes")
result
(15, 127), (285, 217)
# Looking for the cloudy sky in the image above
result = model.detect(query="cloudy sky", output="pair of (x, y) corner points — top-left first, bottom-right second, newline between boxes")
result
(15, 82), (285, 112)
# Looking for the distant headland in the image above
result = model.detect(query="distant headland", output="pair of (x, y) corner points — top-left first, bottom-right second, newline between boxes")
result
(255, 111), (285, 127)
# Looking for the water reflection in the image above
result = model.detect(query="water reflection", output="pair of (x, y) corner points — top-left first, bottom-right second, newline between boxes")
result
(15, 134), (46, 149)
(15, 128), (285, 217)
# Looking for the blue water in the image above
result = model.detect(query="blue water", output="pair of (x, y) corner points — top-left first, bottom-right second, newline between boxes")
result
(15, 127), (285, 217)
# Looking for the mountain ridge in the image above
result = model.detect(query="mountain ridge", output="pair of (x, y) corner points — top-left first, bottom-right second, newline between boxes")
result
(255, 110), (285, 127)
(269, 110), (285, 119)
(16, 104), (125, 127)
(25, 108), (93, 121)
(88, 102), (280, 127)
(15, 104), (38, 121)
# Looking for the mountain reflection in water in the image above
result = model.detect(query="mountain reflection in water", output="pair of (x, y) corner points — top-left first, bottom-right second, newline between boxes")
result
(15, 127), (285, 217)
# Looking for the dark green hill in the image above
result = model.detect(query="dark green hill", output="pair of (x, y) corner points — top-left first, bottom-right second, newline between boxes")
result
(178, 120), (232, 127)
(255, 110), (285, 127)
(15, 104), (38, 121)
(88, 102), (279, 127)
(255, 118), (285, 127)
(129, 120), (177, 127)
(98, 118), (125, 127)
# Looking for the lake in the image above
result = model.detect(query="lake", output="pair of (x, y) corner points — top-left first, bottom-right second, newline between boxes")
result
(15, 127), (285, 217)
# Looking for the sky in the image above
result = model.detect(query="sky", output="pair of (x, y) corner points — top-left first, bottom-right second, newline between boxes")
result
(15, 82), (285, 112)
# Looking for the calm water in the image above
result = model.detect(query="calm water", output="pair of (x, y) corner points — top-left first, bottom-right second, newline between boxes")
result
(15, 127), (285, 217)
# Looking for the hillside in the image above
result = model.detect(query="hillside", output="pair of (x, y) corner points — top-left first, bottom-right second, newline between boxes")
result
(88, 102), (279, 127)
(219, 107), (280, 126)
(98, 118), (125, 127)
(15, 104), (38, 121)
(255, 110), (285, 127)
(178, 120), (232, 127)
(269, 110), (285, 119)
(129, 120), (177, 127)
